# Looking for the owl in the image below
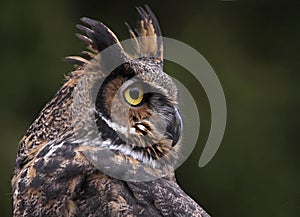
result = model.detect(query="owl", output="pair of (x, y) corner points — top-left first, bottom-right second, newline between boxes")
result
(12, 5), (210, 217)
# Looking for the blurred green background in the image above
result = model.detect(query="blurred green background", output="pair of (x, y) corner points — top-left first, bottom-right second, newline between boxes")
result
(1, 0), (299, 216)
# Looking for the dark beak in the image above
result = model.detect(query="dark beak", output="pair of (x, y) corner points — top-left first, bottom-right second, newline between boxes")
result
(166, 108), (182, 147)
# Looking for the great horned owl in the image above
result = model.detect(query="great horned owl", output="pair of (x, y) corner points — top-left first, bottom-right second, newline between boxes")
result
(12, 5), (210, 217)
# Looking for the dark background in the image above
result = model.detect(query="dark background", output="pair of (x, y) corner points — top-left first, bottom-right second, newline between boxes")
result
(1, 0), (299, 216)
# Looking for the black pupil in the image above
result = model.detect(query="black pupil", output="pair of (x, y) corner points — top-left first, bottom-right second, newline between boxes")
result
(129, 87), (140, 100)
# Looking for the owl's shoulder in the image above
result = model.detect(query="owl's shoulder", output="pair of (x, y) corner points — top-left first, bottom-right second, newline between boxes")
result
(12, 140), (148, 216)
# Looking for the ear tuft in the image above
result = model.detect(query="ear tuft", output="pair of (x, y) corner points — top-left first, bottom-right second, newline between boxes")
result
(66, 6), (163, 69)
(126, 5), (163, 64)
(78, 17), (122, 53)
(66, 17), (128, 68)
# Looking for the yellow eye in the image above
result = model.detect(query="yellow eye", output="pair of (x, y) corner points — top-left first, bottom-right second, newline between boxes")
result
(124, 84), (144, 106)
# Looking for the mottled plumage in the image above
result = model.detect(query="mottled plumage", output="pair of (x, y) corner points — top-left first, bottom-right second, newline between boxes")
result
(12, 5), (210, 217)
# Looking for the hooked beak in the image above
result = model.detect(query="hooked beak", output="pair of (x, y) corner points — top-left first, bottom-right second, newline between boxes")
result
(166, 108), (182, 147)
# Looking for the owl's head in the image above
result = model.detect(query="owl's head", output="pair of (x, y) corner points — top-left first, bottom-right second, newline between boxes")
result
(66, 6), (182, 180)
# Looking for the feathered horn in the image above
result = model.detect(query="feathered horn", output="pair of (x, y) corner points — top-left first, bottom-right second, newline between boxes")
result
(65, 17), (128, 67)
(65, 5), (163, 67)
(127, 5), (163, 64)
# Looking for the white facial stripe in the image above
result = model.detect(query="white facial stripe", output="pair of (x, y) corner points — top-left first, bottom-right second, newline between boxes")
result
(136, 123), (146, 131)
(96, 110), (139, 136)
(95, 110), (164, 168)
(97, 111), (128, 134)
(108, 143), (158, 168)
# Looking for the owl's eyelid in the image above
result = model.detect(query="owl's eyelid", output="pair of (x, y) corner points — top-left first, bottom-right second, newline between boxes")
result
(117, 79), (139, 97)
